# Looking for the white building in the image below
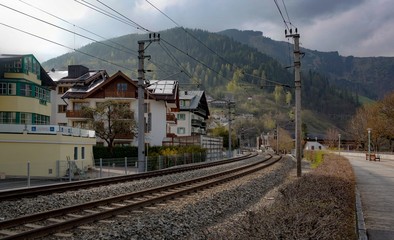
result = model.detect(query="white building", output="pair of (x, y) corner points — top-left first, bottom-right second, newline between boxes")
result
(59, 69), (178, 147)
(48, 65), (109, 126)
(304, 141), (326, 151)
(170, 90), (210, 137)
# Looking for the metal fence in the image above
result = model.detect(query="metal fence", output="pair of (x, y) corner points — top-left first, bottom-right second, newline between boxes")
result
(93, 152), (208, 175)
(0, 152), (215, 190)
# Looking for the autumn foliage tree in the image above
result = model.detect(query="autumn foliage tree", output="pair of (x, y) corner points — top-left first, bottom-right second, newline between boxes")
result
(348, 92), (394, 151)
(82, 100), (137, 153)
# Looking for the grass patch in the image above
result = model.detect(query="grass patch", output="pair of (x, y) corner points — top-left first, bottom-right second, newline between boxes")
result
(224, 153), (357, 239)
(304, 150), (325, 168)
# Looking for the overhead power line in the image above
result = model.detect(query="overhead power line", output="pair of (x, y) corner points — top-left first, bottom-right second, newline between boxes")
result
(0, 3), (138, 57)
(146, 0), (288, 87)
(19, 0), (138, 56)
(96, 0), (151, 32)
(273, 0), (290, 31)
(0, 22), (133, 72)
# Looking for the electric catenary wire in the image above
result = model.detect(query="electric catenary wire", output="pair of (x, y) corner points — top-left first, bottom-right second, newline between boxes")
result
(0, 22), (132, 72)
(80, 0), (217, 83)
(146, 0), (288, 87)
(19, 0), (138, 56)
(0, 3), (138, 57)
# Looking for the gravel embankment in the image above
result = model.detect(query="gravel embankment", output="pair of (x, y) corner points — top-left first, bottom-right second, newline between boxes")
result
(0, 156), (263, 220)
(65, 156), (294, 239)
(0, 155), (295, 239)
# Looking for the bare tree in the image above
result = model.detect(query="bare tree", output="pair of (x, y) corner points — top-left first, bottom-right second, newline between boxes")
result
(325, 128), (340, 149)
(277, 127), (294, 154)
(82, 100), (137, 153)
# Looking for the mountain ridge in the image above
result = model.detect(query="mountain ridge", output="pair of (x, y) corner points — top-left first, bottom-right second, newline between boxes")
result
(42, 27), (361, 135)
(218, 29), (394, 99)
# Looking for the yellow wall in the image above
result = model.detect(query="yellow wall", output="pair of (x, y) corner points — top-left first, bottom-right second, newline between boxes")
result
(0, 133), (96, 178)
(4, 72), (41, 85)
(0, 96), (51, 116)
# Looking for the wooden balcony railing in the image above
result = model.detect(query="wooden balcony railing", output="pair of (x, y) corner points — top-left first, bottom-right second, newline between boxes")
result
(166, 113), (177, 124)
(66, 110), (85, 118)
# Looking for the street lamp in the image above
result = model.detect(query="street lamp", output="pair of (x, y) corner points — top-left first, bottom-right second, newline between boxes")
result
(338, 133), (341, 155)
(367, 128), (371, 160)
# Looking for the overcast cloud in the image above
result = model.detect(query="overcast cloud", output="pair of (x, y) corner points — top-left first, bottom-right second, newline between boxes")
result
(0, 0), (393, 62)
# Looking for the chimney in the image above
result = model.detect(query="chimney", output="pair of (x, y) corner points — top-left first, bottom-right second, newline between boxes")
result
(68, 65), (89, 78)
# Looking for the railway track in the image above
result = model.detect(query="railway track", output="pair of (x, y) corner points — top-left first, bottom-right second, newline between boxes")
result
(0, 154), (281, 239)
(0, 153), (257, 201)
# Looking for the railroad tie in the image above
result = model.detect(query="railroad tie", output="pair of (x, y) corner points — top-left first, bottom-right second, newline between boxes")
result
(0, 230), (19, 236)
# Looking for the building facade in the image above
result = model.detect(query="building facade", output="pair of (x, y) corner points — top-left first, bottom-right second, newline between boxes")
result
(60, 70), (179, 147)
(0, 54), (55, 124)
(170, 90), (210, 137)
(0, 55), (96, 178)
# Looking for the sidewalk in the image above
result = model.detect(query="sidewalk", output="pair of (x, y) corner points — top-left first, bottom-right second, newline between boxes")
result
(343, 152), (394, 240)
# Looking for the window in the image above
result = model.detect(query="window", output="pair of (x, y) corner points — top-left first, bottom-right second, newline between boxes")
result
(177, 113), (186, 120)
(177, 127), (186, 134)
(73, 102), (89, 111)
(0, 112), (16, 124)
(0, 83), (16, 95)
(81, 147), (85, 159)
(0, 83), (7, 95)
(20, 84), (32, 97)
(58, 105), (67, 113)
(8, 83), (16, 95)
(74, 147), (78, 160)
(180, 100), (190, 107)
(72, 121), (88, 128)
(58, 86), (69, 94)
(34, 114), (49, 125)
(117, 83), (127, 92)
(20, 113), (32, 124)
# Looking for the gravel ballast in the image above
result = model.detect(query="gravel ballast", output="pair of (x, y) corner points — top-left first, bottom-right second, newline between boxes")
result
(0, 155), (295, 239)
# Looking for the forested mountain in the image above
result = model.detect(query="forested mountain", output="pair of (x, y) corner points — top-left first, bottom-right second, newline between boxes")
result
(43, 27), (360, 135)
(219, 29), (394, 100)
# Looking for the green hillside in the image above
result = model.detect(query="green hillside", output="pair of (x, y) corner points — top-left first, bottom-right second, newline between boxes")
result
(219, 29), (394, 100)
(43, 28), (360, 136)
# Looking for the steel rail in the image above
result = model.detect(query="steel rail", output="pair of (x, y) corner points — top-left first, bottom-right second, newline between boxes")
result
(0, 154), (280, 239)
(0, 153), (256, 201)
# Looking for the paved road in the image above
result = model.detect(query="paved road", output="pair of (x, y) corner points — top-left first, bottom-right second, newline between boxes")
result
(346, 154), (394, 240)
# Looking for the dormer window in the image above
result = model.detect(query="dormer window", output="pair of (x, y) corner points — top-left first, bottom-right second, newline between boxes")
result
(117, 83), (127, 92)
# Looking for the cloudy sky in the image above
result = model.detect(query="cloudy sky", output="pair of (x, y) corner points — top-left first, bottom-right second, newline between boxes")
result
(0, 0), (393, 62)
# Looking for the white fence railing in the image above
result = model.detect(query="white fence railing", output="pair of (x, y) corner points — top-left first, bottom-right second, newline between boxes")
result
(0, 124), (95, 138)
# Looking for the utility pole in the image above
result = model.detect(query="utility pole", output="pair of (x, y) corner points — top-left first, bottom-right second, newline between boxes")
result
(227, 101), (234, 158)
(276, 124), (279, 154)
(137, 33), (160, 173)
(286, 28), (302, 177)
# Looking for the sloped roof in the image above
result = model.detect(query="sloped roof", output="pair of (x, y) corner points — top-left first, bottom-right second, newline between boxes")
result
(179, 90), (210, 118)
(61, 70), (110, 99)
(147, 80), (179, 104)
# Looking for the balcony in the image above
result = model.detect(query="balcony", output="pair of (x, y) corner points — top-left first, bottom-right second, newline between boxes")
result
(191, 119), (203, 127)
(166, 113), (177, 124)
(66, 110), (86, 118)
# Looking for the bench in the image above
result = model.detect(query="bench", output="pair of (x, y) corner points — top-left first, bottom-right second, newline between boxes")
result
(366, 153), (381, 161)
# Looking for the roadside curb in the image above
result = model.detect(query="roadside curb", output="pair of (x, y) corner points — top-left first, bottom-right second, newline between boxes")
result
(355, 187), (368, 240)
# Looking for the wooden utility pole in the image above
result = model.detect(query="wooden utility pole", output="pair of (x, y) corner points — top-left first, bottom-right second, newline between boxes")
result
(286, 28), (302, 177)
(137, 33), (160, 173)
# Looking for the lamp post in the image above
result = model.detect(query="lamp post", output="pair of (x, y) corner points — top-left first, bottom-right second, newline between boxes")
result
(367, 128), (371, 159)
(338, 133), (341, 155)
